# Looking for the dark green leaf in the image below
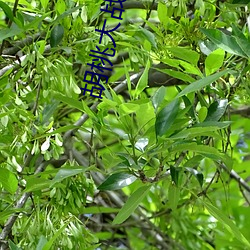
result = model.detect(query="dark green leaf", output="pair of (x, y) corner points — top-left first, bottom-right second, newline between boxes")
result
(50, 24), (64, 47)
(232, 0), (250, 4)
(205, 99), (228, 122)
(155, 99), (179, 137)
(185, 167), (204, 187)
(98, 172), (137, 191)
(170, 166), (181, 186)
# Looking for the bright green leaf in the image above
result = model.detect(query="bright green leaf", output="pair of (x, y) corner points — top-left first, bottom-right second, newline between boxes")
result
(205, 49), (225, 75)
(0, 168), (18, 194)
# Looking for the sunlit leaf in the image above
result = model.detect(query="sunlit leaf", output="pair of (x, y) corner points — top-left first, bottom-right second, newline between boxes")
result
(0, 168), (18, 194)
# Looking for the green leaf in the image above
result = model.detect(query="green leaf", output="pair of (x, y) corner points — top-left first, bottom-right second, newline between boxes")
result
(51, 166), (86, 186)
(151, 86), (166, 111)
(40, 0), (49, 9)
(232, 0), (250, 4)
(155, 99), (179, 137)
(205, 49), (225, 75)
(193, 121), (231, 129)
(176, 70), (231, 98)
(8, 241), (22, 250)
(134, 59), (150, 98)
(158, 2), (168, 24)
(156, 68), (195, 83)
(205, 99), (228, 122)
(170, 126), (220, 139)
(80, 206), (120, 214)
(50, 24), (64, 47)
(168, 182), (180, 210)
(36, 235), (48, 250)
(135, 27), (157, 49)
(0, 209), (24, 223)
(0, 25), (23, 42)
(168, 47), (200, 65)
(185, 167), (204, 187)
(24, 177), (51, 192)
(0, 168), (18, 194)
(98, 172), (137, 191)
(203, 201), (250, 248)
(53, 92), (85, 112)
(170, 166), (181, 186)
(42, 223), (69, 250)
(119, 103), (140, 115)
(112, 185), (151, 224)
(200, 28), (247, 58)
(0, 1), (14, 21)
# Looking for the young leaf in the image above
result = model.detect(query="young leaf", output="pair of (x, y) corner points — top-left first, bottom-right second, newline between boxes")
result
(112, 185), (151, 224)
(157, 1), (168, 24)
(205, 49), (225, 75)
(155, 98), (179, 137)
(98, 173), (137, 191)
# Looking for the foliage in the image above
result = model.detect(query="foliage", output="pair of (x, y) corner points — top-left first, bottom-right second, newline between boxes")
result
(1, 0), (250, 249)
